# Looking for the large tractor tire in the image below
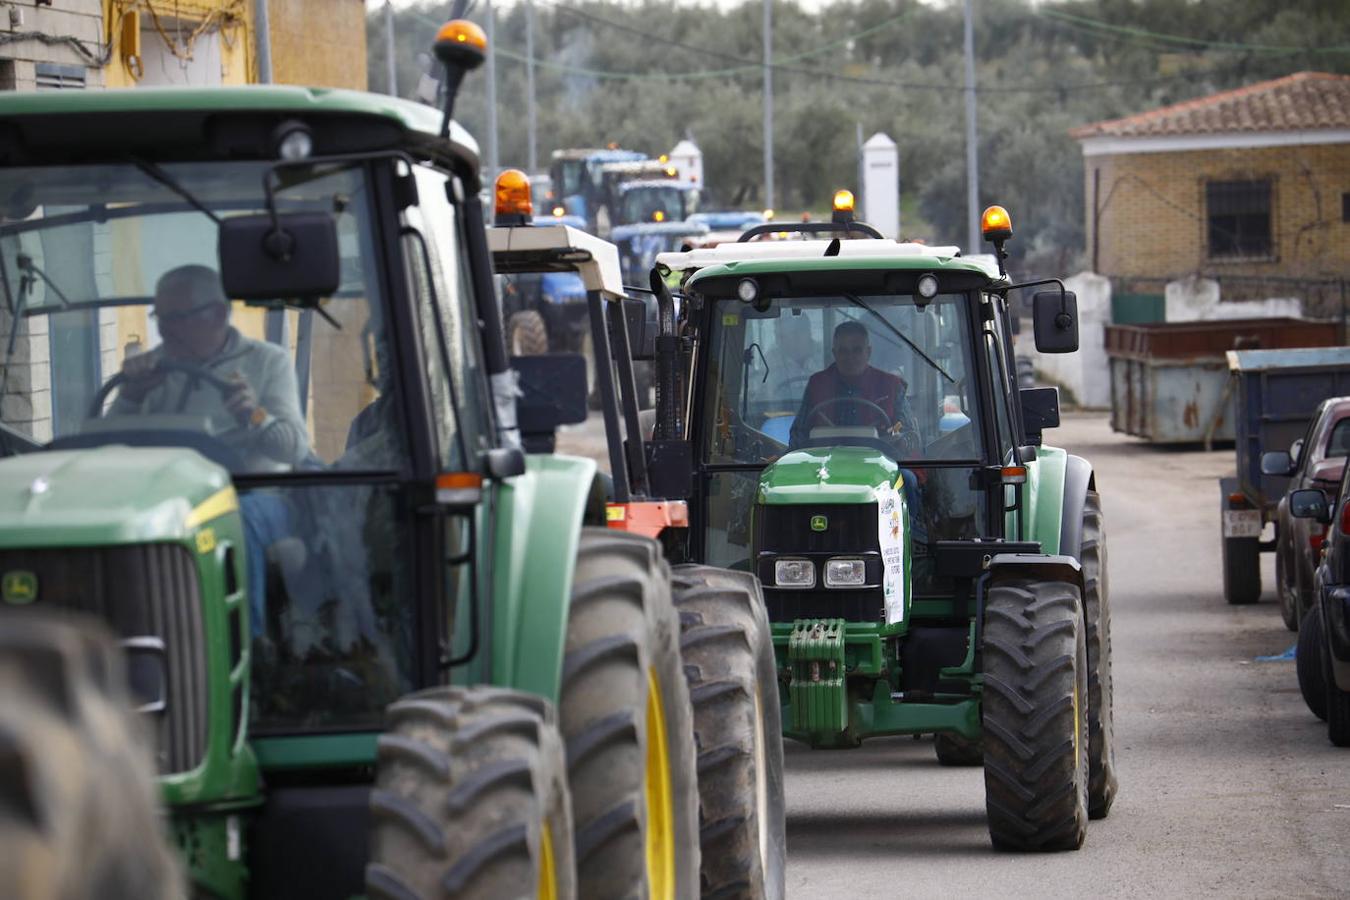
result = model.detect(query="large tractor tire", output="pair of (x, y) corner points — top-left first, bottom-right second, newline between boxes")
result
(507, 310), (550, 357)
(562, 530), (700, 900)
(982, 577), (1090, 852)
(1081, 491), (1118, 819)
(1222, 535), (1261, 605)
(671, 565), (787, 900)
(0, 612), (183, 900)
(366, 686), (576, 900)
(1296, 603), (1328, 721)
(934, 733), (984, 766)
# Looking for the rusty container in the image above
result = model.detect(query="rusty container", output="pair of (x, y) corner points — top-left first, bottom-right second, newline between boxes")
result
(1104, 318), (1340, 444)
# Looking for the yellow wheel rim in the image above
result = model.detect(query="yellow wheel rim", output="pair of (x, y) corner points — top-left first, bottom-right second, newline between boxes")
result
(537, 816), (557, 900)
(644, 666), (675, 900)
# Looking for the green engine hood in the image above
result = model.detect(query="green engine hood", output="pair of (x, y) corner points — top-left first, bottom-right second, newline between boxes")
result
(758, 446), (900, 505)
(0, 448), (234, 547)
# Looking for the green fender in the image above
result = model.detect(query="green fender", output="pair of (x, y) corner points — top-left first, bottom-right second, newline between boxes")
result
(1020, 444), (1066, 554)
(485, 453), (597, 703)
(1018, 443), (1094, 559)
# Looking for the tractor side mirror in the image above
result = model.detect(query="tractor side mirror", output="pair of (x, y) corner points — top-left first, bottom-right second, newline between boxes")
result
(1260, 451), (1295, 477)
(513, 353), (588, 452)
(1020, 386), (1059, 446)
(219, 212), (340, 301)
(1032, 290), (1078, 354)
(1289, 489), (1331, 524)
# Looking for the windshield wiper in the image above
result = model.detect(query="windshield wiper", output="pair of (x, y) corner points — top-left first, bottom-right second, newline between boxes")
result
(841, 293), (954, 384)
(130, 158), (222, 225)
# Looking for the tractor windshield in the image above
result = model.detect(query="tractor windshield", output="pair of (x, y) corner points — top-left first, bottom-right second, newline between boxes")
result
(698, 292), (991, 579)
(620, 185), (690, 225)
(701, 293), (984, 466)
(0, 160), (402, 475)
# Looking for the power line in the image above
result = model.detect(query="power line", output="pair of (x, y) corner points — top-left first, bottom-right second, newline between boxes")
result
(404, 6), (1317, 95)
(1035, 8), (1350, 56)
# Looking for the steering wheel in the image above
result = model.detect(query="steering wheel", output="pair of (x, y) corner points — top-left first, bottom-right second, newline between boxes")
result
(803, 396), (893, 431)
(90, 359), (236, 419)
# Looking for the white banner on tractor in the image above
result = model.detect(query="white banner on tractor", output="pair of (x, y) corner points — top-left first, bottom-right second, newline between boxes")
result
(876, 482), (907, 624)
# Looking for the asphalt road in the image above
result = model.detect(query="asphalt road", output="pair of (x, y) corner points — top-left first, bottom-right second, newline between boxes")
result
(783, 413), (1350, 898)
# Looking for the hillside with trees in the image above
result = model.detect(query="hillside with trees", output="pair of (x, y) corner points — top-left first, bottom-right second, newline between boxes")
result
(368, 0), (1350, 271)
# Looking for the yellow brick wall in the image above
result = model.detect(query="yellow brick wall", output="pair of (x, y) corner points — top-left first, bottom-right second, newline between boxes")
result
(269, 0), (367, 90)
(1084, 142), (1350, 283)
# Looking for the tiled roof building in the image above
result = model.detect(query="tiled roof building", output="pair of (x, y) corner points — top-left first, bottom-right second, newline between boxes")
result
(1073, 72), (1350, 310)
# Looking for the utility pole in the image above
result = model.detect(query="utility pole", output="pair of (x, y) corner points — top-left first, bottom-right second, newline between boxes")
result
(526, 0), (537, 172)
(485, 0), (499, 182)
(254, 0), (273, 83)
(762, 0), (774, 213)
(962, 0), (980, 253)
(384, 0), (397, 97)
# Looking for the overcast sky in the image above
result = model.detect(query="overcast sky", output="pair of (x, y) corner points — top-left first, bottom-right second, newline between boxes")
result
(362, 0), (919, 14)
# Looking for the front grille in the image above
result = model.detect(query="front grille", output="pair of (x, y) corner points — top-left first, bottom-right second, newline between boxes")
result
(0, 545), (209, 775)
(758, 503), (880, 555)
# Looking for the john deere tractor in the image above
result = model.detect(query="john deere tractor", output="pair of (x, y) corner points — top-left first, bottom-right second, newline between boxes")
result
(0, 13), (782, 900)
(641, 197), (1118, 850)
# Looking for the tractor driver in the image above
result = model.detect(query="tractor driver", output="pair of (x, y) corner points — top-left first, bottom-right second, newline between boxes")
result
(789, 319), (920, 455)
(111, 264), (311, 472)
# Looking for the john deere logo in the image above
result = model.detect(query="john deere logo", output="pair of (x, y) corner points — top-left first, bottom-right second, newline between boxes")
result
(2, 571), (38, 605)
(810, 515), (828, 532)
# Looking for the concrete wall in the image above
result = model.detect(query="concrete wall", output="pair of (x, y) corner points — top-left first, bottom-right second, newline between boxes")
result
(1019, 271), (1113, 409)
(1164, 276), (1304, 322)
(1083, 141), (1350, 285)
(0, 0), (106, 90)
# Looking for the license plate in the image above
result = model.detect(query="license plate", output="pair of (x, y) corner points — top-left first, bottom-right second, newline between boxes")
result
(1223, 509), (1262, 538)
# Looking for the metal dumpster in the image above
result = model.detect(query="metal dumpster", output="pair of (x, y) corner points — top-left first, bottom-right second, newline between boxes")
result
(1106, 318), (1340, 444)
(1219, 346), (1350, 605)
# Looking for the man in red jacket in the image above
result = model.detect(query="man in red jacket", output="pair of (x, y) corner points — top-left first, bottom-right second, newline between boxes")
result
(790, 319), (919, 454)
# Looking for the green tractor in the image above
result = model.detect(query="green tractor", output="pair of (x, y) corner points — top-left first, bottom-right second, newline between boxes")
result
(0, 14), (782, 900)
(641, 200), (1118, 850)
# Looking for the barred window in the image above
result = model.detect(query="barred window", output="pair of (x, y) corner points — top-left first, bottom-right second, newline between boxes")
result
(1206, 179), (1272, 259)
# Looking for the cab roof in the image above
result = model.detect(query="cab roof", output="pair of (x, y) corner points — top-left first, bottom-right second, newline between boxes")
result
(488, 224), (625, 299)
(0, 86), (480, 173)
(665, 239), (1003, 288)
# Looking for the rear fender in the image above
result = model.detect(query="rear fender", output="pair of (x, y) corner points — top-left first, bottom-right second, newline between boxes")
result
(484, 454), (598, 702)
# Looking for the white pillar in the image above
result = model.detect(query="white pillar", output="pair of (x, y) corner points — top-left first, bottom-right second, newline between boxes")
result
(861, 133), (899, 239)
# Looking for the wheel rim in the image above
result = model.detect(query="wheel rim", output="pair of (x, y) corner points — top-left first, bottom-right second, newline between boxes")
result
(753, 685), (770, 880)
(538, 817), (558, 900)
(643, 666), (675, 900)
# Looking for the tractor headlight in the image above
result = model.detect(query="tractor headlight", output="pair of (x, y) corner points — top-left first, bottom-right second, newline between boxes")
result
(774, 558), (815, 589)
(824, 558), (866, 587)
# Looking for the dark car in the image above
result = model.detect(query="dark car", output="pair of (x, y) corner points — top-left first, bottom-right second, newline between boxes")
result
(1261, 397), (1350, 631)
(1288, 463), (1350, 746)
